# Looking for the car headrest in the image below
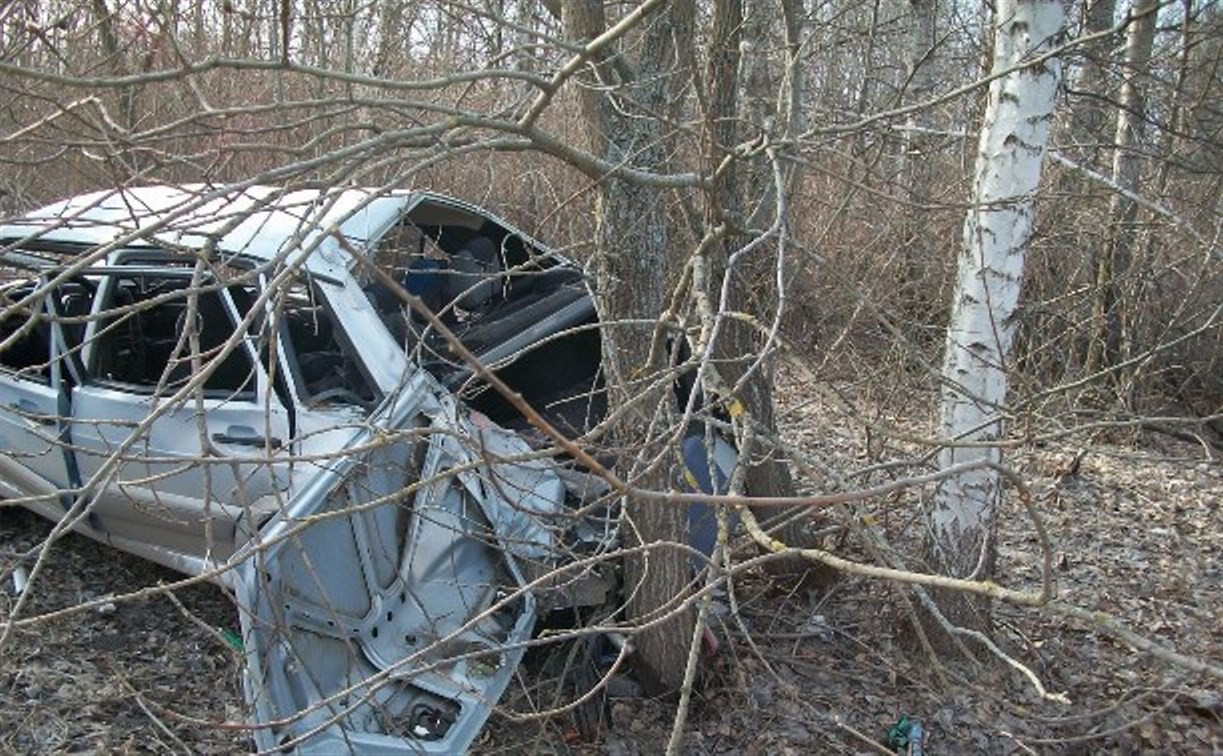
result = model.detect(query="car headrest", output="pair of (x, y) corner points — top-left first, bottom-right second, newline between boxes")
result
(447, 237), (500, 310)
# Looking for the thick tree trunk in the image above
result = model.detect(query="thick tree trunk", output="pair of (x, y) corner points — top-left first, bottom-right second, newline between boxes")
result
(562, 0), (694, 694)
(599, 178), (691, 695)
(930, 0), (1064, 635)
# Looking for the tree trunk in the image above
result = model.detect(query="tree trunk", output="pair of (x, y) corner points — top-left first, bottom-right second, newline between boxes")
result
(374, 0), (405, 76)
(90, 0), (137, 133)
(1067, 0), (1116, 372)
(1086, 0), (1158, 376)
(930, 0), (1064, 635)
(562, 0), (694, 694)
(851, 0), (884, 159)
(898, 0), (941, 327)
(706, 0), (821, 577)
(903, 0), (938, 145)
(1073, 0), (1119, 164)
(962, 3), (996, 172)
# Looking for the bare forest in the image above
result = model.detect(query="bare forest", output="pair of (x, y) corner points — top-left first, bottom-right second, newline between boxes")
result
(0, 0), (1220, 752)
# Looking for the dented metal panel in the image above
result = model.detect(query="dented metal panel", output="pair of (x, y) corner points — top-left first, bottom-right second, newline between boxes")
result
(236, 395), (557, 753)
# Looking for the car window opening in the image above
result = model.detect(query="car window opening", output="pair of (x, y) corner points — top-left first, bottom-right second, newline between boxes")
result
(275, 281), (378, 411)
(462, 317), (606, 440)
(90, 274), (257, 397)
(363, 212), (607, 441)
(0, 282), (53, 382)
(52, 278), (98, 357)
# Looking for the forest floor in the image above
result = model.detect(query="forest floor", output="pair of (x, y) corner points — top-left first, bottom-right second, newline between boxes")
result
(1, 367), (1220, 753)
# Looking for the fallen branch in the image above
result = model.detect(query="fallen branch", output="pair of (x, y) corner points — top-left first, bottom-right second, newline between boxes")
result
(1046, 603), (1223, 680)
(737, 506), (1223, 683)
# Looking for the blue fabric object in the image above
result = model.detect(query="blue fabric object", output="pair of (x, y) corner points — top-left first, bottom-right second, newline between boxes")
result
(404, 257), (443, 297)
(681, 434), (737, 566)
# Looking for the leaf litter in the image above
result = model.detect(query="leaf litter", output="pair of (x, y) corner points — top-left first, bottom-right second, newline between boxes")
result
(1, 365), (1220, 753)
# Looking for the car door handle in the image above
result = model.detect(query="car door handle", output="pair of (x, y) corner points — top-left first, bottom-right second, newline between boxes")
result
(212, 426), (283, 450)
(7, 401), (56, 426)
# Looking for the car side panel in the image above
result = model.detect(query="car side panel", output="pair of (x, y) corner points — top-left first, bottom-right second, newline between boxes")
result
(0, 374), (71, 498)
(69, 383), (291, 559)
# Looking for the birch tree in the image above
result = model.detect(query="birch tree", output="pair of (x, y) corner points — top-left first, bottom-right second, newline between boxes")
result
(930, 0), (1065, 631)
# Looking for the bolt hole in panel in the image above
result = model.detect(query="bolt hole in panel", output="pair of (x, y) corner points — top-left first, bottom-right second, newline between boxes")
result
(237, 407), (547, 753)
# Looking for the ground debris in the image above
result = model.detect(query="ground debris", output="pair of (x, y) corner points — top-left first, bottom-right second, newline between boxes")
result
(3, 377), (1221, 753)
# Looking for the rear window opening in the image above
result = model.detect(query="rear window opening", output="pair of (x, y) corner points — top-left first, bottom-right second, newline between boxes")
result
(361, 203), (607, 439)
(459, 317), (606, 441)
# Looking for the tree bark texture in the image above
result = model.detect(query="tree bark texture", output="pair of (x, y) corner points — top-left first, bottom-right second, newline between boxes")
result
(1073, 0), (1119, 164)
(931, 0), (1064, 633)
(562, 0), (694, 694)
(702, 0), (828, 581)
(898, 0), (942, 324)
(1087, 0), (1158, 374)
(904, 0), (938, 141)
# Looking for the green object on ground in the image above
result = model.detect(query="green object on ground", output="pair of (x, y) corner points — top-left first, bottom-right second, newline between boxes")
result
(220, 627), (244, 653)
(887, 716), (919, 752)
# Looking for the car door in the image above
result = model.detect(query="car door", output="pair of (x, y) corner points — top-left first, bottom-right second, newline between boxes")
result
(0, 277), (79, 516)
(235, 397), (548, 755)
(71, 264), (291, 561)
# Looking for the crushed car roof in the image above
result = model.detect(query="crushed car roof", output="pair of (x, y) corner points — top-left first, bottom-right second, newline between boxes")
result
(0, 184), (426, 278)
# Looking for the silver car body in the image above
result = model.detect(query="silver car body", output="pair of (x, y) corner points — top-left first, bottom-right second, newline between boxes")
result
(0, 185), (605, 752)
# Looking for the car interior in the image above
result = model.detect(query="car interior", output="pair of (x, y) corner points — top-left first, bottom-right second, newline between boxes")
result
(90, 274), (257, 396)
(0, 281), (52, 381)
(363, 202), (607, 440)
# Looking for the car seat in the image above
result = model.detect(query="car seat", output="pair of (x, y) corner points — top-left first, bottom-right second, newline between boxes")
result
(444, 237), (500, 311)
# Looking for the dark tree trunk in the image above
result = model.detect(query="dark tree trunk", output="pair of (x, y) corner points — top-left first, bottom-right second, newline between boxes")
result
(562, 0), (695, 694)
(708, 0), (821, 583)
(1088, 0), (1158, 377)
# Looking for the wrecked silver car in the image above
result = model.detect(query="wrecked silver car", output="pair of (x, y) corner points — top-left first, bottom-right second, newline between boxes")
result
(0, 185), (614, 752)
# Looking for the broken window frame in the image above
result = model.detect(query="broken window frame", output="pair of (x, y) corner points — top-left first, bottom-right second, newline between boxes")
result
(81, 261), (261, 401)
(0, 279), (58, 384)
(259, 270), (382, 416)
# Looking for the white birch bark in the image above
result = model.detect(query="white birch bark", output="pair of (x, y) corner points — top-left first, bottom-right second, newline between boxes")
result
(932, 0), (1065, 582)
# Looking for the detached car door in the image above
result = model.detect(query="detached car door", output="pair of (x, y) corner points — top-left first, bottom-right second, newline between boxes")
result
(71, 264), (291, 560)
